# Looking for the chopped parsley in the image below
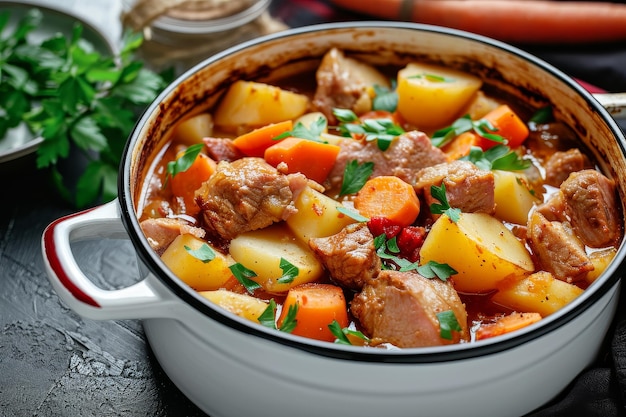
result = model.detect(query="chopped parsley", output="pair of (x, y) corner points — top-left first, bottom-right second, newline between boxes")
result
(328, 320), (370, 345)
(336, 206), (369, 222)
(166, 143), (203, 178)
(333, 108), (404, 151)
(339, 160), (374, 196)
(372, 82), (398, 113)
(277, 258), (299, 284)
(528, 105), (553, 124)
(184, 243), (216, 263)
(229, 263), (261, 294)
(417, 260), (457, 281)
(273, 116), (327, 142)
(437, 310), (462, 340)
(429, 183), (461, 223)
(431, 114), (505, 148)
(462, 144), (531, 171)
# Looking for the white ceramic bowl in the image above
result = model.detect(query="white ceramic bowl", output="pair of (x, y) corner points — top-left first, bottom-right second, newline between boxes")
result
(42, 22), (626, 417)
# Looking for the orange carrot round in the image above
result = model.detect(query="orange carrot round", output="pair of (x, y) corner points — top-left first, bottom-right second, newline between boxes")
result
(232, 120), (293, 157)
(475, 312), (542, 341)
(278, 283), (349, 342)
(170, 152), (216, 215)
(354, 176), (421, 227)
(477, 104), (529, 150)
(264, 137), (341, 184)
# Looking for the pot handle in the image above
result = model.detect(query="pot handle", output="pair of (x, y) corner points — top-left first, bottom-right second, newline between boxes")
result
(594, 93), (626, 119)
(41, 200), (179, 320)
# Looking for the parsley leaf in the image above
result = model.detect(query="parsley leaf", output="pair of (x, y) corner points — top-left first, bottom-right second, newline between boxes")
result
(429, 183), (461, 222)
(372, 82), (397, 113)
(417, 260), (457, 281)
(229, 263), (261, 294)
(462, 144), (531, 171)
(528, 106), (553, 124)
(277, 258), (299, 284)
(328, 320), (370, 345)
(184, 243), (216, 263)
(437, 310), (462, 340)
(430, 114), (506, 149)
(166, 143), (204, 178)
(336, 206), (369, 222)
(340, 160), (374, 196)
(333, 108), (404, 151)
(279, 303), (299, 333)
(258, 299), (278, 329)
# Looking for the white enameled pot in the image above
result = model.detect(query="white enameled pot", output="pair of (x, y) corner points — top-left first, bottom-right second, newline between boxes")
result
(42, 22), (626, 417)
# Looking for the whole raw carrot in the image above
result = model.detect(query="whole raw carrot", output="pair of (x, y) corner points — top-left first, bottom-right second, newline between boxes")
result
(330, 0), (626, 44)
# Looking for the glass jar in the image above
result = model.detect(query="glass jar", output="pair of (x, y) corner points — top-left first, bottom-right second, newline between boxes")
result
(121, 0), (285, 74)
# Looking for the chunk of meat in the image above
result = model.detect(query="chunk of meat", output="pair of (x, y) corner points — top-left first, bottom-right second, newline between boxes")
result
(140, 217), (206, 255)
(351, 270), (469, 348)
(414, 160), (495, 214)
(195, 158), (304, 240)
(560, 169), (621, 248)
(543, 149), (592, 187)
(203, 137), (243, 162)
(309, 223), (381, 291)
(312, 48), (389, 125)
(527, 211), (594, 283)
(535, 190), (565, 223)
(327, 130), (448, 190)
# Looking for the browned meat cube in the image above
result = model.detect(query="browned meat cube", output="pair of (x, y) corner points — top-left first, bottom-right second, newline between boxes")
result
(414, 160), (495, 214)
(309, 223), (381, 291)
(527, 211), (594, 283)
(543, 148), (592, 187)
(351, 270), (469, 348)
(140, 217), (206, 255)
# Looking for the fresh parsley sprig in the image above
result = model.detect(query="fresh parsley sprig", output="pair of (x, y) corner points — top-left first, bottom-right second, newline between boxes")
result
(437, 310), (462, 340)
(462, 144), (531, 172)
(184, 243), (216, 263)
(328, 320), (370, 345)
(273, 117), (327, 142)
(431, 114), (505, 148)
(339, 160), (374, 196)
(277, 258), (299, 284)
(258, 299), (298, 333)
(372, 82), (398, 113)
(333, 108), (403, 151)
(0, 8), (170, 208)
(429, 183), (461, 222)
(229, 263), (261, 294)
(417, 260), (457, 281)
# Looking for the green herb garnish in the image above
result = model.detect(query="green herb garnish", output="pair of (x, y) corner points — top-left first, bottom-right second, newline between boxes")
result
(429, 183), (461, 222)
(229, 263), (261, 294)
(279, 303), (299, 333)
(166, 143), (204, 178)
(273, 117), (327, 142)
(184, 243), (216, 263)
(462, 144), (531, 171)
(417, 260), (457, 281)
(336, 206), (369, 222)
(333, 108), (404, 151)
(528, 105), (553, 124)
(328, 320), (370, 345)
(258, 299), (278, 329)
(1, 9), (169, 207)
(374, 234), (419, 272)
(437, 310), (462, 340)
(409, 73), (455, 83)
(339, 160), (374, 196)
(372, 82), (398, 113)
(277, 258), (299, 284)
(430, 114), (506, 149)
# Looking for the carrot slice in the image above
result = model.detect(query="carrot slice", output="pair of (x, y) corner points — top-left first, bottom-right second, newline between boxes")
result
(264, 137), (341, 184)
(441, 131), (478, 160)
(477, 104), (529, 150)
(232, 120), (293, 157)
(475, 312), (542, 341)
(354, 176), (420, 227)
(170, 152), (216, 216)
(277, 283), (349, 342)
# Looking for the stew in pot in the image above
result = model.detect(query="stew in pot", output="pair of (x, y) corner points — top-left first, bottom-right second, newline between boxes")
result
(137, 47), (623, 348)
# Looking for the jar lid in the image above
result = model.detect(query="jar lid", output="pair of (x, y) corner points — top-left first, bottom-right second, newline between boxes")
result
(122, 0), (271, 35)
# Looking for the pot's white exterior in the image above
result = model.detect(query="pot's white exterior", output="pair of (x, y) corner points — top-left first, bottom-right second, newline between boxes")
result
(143, 277), (620, 417)
(42, 22), (626, 417)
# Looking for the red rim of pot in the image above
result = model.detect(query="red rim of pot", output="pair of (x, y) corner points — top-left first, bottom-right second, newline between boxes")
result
(119, 21), (626, 363)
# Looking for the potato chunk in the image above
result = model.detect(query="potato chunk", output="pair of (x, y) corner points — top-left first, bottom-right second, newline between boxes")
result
(160, 234), (234, 291)
(171, 113), (213, 146)
(493, 170), (541, 225)
(286, 186), (356, 243)
(419, 213), (534, 293)
(491, 271), (583, 316)
(199, 289), (268, 323)
(229, 223), (324, 293)
(396, 62), (482, 129)
(213, 80), (310, 131)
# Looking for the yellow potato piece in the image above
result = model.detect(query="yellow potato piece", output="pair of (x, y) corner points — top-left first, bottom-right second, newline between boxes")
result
(229, 223), (324, 293)
(213, 80), (310, 130)
(585, 247), (617, 284)
(171, 113), (213, 146)
(161, 234), (235, 291)
(286, 186), (356, 244)
(396, 62), (482, 129)
(199, 289), (268, 323)
(492, 271), (584, 317)
(419, 212), (534, 293)
(493, 170), (541, 225)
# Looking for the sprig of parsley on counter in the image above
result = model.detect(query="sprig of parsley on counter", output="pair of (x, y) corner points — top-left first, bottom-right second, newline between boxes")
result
(0, 8), (170, 207)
